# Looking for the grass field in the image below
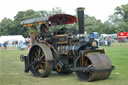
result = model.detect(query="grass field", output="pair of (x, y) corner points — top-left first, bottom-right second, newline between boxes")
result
(0, 42), (128, 85)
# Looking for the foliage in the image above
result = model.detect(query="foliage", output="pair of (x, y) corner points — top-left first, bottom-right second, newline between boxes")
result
(85, 15), (104, 34)
(0, 18), (15, 36)
(107, 4), (128, 32)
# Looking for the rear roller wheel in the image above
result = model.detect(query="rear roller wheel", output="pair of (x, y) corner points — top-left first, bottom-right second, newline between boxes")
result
(29, 44), (53, 77)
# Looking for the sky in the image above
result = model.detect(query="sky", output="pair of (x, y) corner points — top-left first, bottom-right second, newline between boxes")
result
(0, 0), (128, 22)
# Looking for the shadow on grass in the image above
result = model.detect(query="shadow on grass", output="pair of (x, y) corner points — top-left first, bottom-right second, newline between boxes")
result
(25, 71), (75, 78)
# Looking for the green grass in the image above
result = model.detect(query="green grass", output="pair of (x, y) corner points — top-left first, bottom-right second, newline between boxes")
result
(0, 43), (128, 85)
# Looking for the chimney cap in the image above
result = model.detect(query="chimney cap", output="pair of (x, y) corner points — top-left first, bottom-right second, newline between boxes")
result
(77, 7), (85, 11)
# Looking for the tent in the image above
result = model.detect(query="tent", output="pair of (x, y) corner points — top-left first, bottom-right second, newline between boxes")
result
(0, 35), (25, 44)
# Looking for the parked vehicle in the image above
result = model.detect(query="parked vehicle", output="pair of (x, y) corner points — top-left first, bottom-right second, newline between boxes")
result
(117, 32), (128, 42)
(18, 42), (28, 50)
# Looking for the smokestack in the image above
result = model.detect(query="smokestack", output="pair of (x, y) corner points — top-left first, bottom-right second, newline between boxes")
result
(77, 7), (85, 34)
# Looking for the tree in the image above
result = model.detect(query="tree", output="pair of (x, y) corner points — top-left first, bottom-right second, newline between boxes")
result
(0, 18), (14, 36)
(112, 4), (128, 32)
(13, 9), (41, 37)
(50, 7), (65, 15)
(84, 15), (104, 34)
(115, 4), (128, 22)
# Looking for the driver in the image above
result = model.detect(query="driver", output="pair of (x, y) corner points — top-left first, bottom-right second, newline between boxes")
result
(40, 24), (49, 36)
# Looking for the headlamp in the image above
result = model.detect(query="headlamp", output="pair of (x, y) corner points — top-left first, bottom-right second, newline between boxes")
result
(92, 40), (98, 47)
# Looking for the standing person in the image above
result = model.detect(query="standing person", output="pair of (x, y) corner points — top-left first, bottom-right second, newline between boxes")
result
(107, 37), (112, 47)
(1, 43), (4, 51)
(127, 37), (128, 43)
(3, 42), (7, 50)
(99, 37), (104, 46)
(105, 37), (108, 46)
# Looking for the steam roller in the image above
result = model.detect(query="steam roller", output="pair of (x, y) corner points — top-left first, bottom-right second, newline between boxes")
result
(20, 7), (114, 82)
(74, 50), (113, 81)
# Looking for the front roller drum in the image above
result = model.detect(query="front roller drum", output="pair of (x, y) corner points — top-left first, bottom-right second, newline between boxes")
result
(29, 44), (53, 77)
(75, 54), (113, 81)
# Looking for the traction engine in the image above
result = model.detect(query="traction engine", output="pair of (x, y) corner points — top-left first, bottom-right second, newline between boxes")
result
(20, 7), (114, 81)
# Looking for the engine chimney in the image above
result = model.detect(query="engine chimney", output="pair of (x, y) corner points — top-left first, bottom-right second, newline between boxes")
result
(77, 7), (85, 34)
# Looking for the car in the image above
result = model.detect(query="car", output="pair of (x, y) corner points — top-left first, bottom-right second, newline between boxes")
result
(18, 42), (27, 50)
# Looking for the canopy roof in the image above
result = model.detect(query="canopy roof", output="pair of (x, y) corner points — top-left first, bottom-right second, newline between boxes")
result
(20, 14), (77, 27)
(49, 14), (77, 26)
(20, 17), (48, 25)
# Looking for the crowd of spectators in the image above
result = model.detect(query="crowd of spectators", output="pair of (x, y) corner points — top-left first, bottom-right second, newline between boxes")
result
(99, 36), (112, 47)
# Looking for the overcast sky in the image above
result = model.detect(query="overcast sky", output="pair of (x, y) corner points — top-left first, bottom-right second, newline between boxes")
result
(0, 0), (128, 22)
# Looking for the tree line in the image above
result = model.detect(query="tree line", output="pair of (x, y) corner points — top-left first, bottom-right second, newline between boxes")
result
(0, 4), (128, 37)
